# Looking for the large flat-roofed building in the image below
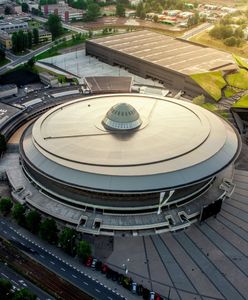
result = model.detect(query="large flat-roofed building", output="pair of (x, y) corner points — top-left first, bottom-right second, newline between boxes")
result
(16, 94), (241, 236)
(86, 30), (236, 99)
(0, 20), (28, 33)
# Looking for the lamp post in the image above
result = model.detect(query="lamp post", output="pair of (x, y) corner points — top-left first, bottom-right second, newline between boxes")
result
(122, 258), (130, 274)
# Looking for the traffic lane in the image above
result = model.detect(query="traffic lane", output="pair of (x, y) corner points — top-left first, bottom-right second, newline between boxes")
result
(0, 220), (126, 300)
(0, 262), (54, 300)
(0, 42), (55, 75)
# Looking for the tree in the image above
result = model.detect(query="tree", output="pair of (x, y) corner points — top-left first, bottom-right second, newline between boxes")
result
(153, 15), (159, 23)
(21, 3), (29, 13)
(12, 288), (37, 300)
(85, 3), (101, 21)
(0, 278), (12, 300)
(77, 240), (91, 262)
(27, 31), (33, 49)
(25, 210), (41, 233)
(68, 0), (87, 10)
(4, 6), (12, 15)
(47, 14), (63, 40)
(0, 48), (5, 60)
(59, 227), (77, 255)
(116, 3), (125, 17)
(39, 218), (58, 244)
(224, 36), (237, 47)
(0, 197), (13, 216)
(209, 24), (233, 40)
(234, 27), (244, 39)
(136, 2), (145, 19)
(0, 133), (6, 154)
(88, 30), (93, 38)
(39, 0), (56, 4)
(192, 94), (205, 105)
(33, 28), (39, 45)
(12, 203), (26, 226)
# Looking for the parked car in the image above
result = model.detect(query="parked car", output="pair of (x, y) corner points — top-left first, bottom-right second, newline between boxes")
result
(150, 291), (155, 300)
(111, 271), (118, 281)
(85, 256), (93, 267)
(155, 293), (162, 300)
(91, 258), (98, 269)
(131, 282), (137, 294)
(136, 284), (143, 296)
(117, 274), (124, 285)
(101, 264), (108, 274)
(95, 260), (102, 271)
(106, 268), (113, 279)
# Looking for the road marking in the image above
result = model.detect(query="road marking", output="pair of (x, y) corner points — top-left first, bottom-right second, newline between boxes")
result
(1, 221), (5, 224)
(11, 236), (16, 240)
(72, 274), (77, 278)
(1, 273), (8, 278)
(10, 226), (13, 229)
(83, 281), (88, 285)
(60, 268), (65, 272)
(95, 289), (100, 293)
(3, 230), (7, 234)
(107, 297), (113, 300)
(21, 242), (25, 246)
(50, 261), (55, 265)
(11, 280), (19, 286)
(40, 255), (44, 258)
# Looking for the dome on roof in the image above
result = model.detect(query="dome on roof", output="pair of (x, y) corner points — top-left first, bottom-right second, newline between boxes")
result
(102, 102), (142, 130)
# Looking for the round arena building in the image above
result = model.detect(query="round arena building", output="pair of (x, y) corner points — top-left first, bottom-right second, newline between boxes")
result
(19, 94), (241, 236)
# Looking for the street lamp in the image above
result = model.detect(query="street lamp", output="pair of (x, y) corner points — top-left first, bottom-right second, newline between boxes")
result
(122, 258), (130, 274)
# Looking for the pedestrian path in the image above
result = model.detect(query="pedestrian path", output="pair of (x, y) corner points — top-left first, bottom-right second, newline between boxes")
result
(108, 168), (248, 300)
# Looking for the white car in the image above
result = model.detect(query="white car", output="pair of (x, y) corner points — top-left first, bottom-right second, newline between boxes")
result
(150, 291), (155, 300)
(131, 282), (137, 294)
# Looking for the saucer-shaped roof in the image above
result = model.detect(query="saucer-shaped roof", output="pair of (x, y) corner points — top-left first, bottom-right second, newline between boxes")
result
(102, 102), (142, 130)
(22, 94), (241, 193)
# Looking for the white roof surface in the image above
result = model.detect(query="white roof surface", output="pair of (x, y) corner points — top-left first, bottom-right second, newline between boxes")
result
(23, 94), (240, 192)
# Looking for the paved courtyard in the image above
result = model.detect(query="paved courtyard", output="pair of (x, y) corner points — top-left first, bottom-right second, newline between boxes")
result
(107, 167), (248, 300)
(39, 50), (163, 87)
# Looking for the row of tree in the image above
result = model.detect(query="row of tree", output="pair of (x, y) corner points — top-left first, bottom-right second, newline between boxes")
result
(0, 198), (91, 262)
(11, 29), (39, 53)
(0, 278), (36, 300)
(209, 24), (244, 47)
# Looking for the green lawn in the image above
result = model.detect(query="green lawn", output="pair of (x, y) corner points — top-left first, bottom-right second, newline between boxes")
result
(232, 94), (248, 108)
(232, 54), (248, 70)
(224, 86), (239, 98)
(226, 69), (248, 89)
(35, 38), (86, 61)
(35, 47), (60, 60)
(0, 58), (10, 67)
(190, 71), (226, 101)
(201, 102), (218, 111)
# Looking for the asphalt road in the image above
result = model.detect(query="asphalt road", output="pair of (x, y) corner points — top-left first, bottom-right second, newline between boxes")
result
(0, 218), (126, 300)
(32, 16), (88, 34)
(182, 22), (213, 40)
(0, 262), (54, 300)
(0, 42), (55, 75)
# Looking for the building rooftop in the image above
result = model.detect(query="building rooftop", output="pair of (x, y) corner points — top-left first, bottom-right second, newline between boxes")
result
(24, 94), (240, 192)
(89, 30), (236, 74)
(102, 102), (142, 130)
